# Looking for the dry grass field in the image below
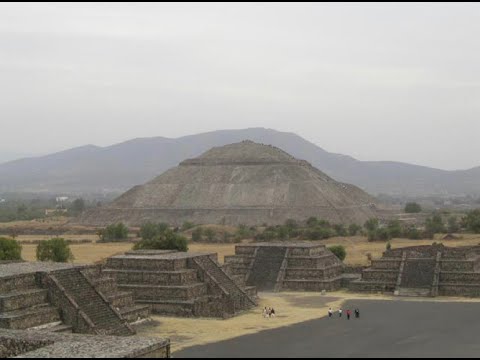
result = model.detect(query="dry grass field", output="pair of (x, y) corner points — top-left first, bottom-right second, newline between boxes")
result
(18, 234), (480, 265)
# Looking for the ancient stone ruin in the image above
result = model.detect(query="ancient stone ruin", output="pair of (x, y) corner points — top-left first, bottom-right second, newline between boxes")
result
(350, 244), (480, 297)
(0, 329), (170, 358)
(78, 140), (377, 226)
(224, 243), (344, 292)
(102, 250), (257, 318)
(0, 262), (149, 336)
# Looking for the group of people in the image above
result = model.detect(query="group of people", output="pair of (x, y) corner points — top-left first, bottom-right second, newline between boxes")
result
(262, 307), (276, 318)
(328, 307), (360, 320)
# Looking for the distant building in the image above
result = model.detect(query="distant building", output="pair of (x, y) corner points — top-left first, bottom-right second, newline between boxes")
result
(45, 208), (68, 216)
(56, 196), (69, 203)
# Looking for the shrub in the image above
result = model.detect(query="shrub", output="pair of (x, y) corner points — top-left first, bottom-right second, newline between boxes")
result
(364, 218), (379, 232)
(404, 226), (422, 240)
(36, 238), (74, 263)
(181, 221), (195, 231)
(405, 202), (422, 213)
(134, 229), (188, 252)
(333, 224), (348, 237)
(387, 220), (403, 238)
(204, 228), (216, 242)
(98, 223), (129, 242)
(191, 227), (203, 242)
(447, 216), (460, 233)
(463, 210), (480, 233)
(386, 241), (392, 251)
(0, 237), (22, 261)
(348, 224), (362, 236)
(328, 245), (346, 261)
(425, 214), (445, 235)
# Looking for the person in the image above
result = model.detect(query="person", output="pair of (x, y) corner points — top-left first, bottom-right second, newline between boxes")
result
(346, 309), (351, 320)
(338, 308), (343, 318)
(355, 308), (360, 319)
(270, 308), (276, 318)
(263, 307), (269, 318)
(328, 307), (333, 318)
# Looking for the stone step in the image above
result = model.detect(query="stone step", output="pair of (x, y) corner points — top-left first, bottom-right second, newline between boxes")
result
(348, 280), (396, 293)
(0, 274), (37, 293)
(0, 289), (48, 312)
(0, 304), (60, 330)
(118, 283), (208, 301)
(282, 277), (343, 292)
(108, 292), (135, 309)
(103, 268), (199, 286)
(119, 304), (151, 323)
(396, 287), (432, 297)
(137, 299), (196, 317)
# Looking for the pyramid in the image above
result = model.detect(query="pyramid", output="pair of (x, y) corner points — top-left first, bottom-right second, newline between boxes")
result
(79, 141), (377, 226)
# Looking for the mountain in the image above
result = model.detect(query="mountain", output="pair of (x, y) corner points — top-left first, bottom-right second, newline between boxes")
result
(0, 127), (479, 196)
(78, 141), (377, 226)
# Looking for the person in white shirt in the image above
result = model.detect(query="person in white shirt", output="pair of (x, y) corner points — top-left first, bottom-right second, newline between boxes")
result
(338, 308), (343, 318)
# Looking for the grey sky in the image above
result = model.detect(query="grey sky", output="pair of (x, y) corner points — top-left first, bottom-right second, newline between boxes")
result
(1, 3), (479, 170)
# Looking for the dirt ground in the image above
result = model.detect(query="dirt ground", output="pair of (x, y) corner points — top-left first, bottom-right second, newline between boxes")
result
(19, 234), (480, 265)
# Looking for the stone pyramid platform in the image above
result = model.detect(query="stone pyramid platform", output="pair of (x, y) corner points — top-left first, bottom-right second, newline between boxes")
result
(102, 250), (257, 318)
(224, 242), (343, 292)
(0, 262), (144, 336)
(350, 244), (480, 297)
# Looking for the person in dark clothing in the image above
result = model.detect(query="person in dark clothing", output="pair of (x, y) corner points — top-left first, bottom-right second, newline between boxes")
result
(355, 308), (360, 318)
(346, 309), (351, 320)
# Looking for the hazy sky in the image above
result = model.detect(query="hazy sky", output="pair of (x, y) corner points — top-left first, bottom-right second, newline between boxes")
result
(1, 3), (480, 170)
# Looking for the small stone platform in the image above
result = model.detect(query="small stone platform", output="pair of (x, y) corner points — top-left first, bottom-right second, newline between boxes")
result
(102, 250), (257, 318)
(224, 242), (343, 292)
(350, 244), (480, 297)
(0, 262), (149, 336)
(0, 329), (170, 358)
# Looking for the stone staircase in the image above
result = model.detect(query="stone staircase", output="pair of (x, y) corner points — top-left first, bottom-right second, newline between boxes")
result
(0, 274), (69, 333)
(192, 256), (256, 313)
(51, 269), (134, 336)
(247, 247), (286, 291)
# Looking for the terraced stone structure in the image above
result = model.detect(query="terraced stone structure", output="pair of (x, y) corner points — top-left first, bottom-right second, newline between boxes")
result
(102, 250), (257, 318)
(350, 244), (480, 297)
(0, 262), (149, 336)
(78, 140), (377, 226)
(0, 329), (170, 358)
(224, 243), (343, 292)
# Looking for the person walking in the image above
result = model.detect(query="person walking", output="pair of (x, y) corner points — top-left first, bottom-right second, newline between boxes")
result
(328, 308), (333, 318)
(346, 309), (351, 320)
(355, 308), (360, 319)
(338, 308), (343, 318)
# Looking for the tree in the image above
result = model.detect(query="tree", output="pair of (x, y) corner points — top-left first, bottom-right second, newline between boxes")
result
(447, 216), (460, 233)
(405, 202), (422, 213)
(191, 227), (203, 242)
(204, 228), (216, 242)
(139, 222), (160, 241)
(348, 224), (362, 236)
(306, 217), (318, 227)
(134, 229), (188, 252)
(0, 237), (22, 261)
(181, 221), (195, 231)
(98, 223), (129, 242)
(364, 218), (379, 233)
(70, 198), (86, 216)
(387, 220), (403, 238)
(463, 210), (480, 233)
(333, 224), (348, 237)
(36, 238), (74, 263)
(328, 245), (346, 261)
(386, 241), (392, 251)
(425, 214), (445, 235)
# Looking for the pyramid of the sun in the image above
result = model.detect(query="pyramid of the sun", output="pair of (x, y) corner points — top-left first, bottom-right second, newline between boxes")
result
(79, 141), (377, 226)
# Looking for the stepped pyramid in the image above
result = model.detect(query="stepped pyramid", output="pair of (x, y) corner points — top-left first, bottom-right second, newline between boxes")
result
(79, 140), (377, 226)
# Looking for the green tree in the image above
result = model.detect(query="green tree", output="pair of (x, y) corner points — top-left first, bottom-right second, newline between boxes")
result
(70, 198), (85, 216)
(387, 220), (403, 238)
(348, 224), (362, 236)
(0, 237), (22, 261)
(191, 227), (203, 242)
(425, 214), (445, 235)
(139, 222), (160, 240)
(328, 245), (346, 261)
(181, 221), (195, 231)
(447, 216), (460, 233)
(99, 223), (129, 242)
(364, 218), (379, 232)
(36, 238), (74, 263)
(333, 224), (348, 237)
(134, 229), (188, 252)
(204, 228), (216, 242)
(405, 202), (422, 213)
(463, 210), (480, 233)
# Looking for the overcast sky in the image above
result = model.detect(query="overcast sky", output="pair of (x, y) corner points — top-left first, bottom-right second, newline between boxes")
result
(1, 3), (479, 170)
